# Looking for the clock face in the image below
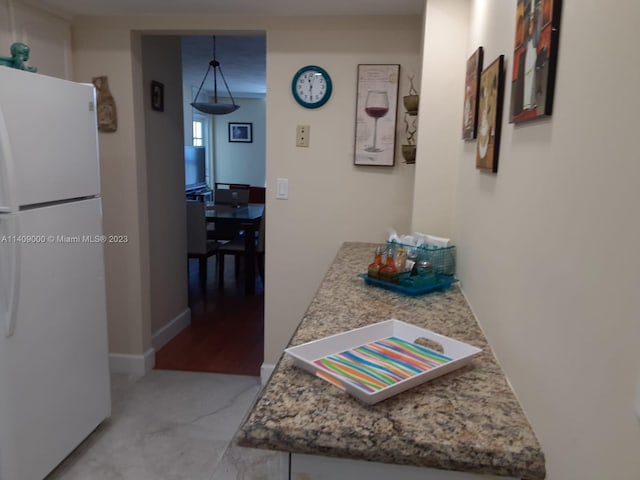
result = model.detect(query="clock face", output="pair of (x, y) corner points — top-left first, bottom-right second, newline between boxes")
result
(291, 65), (332, 109)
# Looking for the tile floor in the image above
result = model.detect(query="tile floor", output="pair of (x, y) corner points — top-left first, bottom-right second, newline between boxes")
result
(46, 370), (287, 480)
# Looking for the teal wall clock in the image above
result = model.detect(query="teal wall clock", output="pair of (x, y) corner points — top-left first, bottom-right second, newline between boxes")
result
(291, 65), (332, 109)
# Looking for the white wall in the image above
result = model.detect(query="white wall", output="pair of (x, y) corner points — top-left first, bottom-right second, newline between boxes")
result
(265, 16), (421, 363)
(69, 15), (421, 363)
(73, 22), (152, 356)
(411, 0), (469, 237)
(141, 35), (189, 335)
(414, 0), (640, 478)
(0, 0), (71, 79)
(0, 2), (9, 48)
(212, 97), (266, 187)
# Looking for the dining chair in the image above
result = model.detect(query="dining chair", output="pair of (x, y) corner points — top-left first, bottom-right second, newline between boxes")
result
(248, 186), (266, 204)
(214, 188), (250, 206)
(215, 182), (250, 190)
(186, 201), (219, 291)
(217, 210), (265, 291)
(207, 189), (251, 242)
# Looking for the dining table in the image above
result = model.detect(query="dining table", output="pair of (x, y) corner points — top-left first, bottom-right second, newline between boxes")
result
(204, 202), (264, 295)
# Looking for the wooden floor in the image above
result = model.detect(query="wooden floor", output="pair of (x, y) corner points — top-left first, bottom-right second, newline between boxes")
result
(154, 256), (264, 376)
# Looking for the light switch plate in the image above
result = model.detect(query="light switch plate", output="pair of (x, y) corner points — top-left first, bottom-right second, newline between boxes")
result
(276, 178), (288, 200)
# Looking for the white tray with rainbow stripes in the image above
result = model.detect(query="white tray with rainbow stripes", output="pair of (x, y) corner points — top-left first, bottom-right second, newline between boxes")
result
(285, 319), (482, 405)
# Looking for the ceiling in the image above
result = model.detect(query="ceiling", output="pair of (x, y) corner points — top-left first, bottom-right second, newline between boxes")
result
(33, 0), (424, 17)
(30, 0), (424, 97)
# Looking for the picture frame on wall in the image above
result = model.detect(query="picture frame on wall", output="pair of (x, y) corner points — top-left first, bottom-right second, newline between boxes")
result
(476, 55), (505, 173)
(228, 122), (253, 143)
(151, 80), (164, 112)
(510, 0), (563, 123)
(462, 47), (484, 140)
(354, 64), (400, 167)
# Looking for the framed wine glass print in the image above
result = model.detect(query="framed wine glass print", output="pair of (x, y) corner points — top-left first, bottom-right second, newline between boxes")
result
(510, 0), (563, 123)
(354, 64), (400, 167)
(476, 55), (505, 173)
(462, 47), (483, 140)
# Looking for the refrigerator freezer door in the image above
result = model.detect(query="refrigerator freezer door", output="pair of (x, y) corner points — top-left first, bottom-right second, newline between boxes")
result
(0, 198), (111, 480)
(0, 67), (100, 211)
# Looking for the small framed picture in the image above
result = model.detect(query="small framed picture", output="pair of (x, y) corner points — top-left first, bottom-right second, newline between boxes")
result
(151, 80), (164, 112)
(462, 47), (483, 140)
(476, 55), (505, 173)
(228, 122), (253, 143)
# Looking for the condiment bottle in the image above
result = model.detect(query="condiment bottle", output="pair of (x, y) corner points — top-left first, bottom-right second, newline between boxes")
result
(367, 247), (384, 279)
(379, 250), (399, 284)
(395, 246), (407, 272)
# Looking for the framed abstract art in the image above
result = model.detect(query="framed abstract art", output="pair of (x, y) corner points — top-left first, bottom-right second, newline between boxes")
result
(462, 47), (483, 140)
(510, 0), (563, 123)
(476, 55), (505, 173)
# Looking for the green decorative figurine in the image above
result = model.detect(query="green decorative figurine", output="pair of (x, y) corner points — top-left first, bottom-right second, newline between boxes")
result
(0, 42), (37, 72)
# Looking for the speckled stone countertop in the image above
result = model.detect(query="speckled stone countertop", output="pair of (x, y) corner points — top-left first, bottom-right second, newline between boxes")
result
(237, 242), (545, 480)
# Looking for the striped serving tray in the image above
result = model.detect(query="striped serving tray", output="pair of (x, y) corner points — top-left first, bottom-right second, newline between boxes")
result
(285, 319), (481, 405)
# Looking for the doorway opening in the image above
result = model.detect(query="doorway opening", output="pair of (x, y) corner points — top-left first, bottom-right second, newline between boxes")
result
(141, 32), (266, 376)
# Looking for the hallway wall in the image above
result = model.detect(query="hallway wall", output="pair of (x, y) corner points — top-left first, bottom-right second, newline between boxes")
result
(141, 35), (189, 337)
(412, 0), (640, 478)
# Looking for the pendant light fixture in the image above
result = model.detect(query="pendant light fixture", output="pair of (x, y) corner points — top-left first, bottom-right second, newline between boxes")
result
(191, 35), (239, 115)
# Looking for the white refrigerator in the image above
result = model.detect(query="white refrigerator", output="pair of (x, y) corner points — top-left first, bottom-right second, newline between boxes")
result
(0, 67), (111, 479)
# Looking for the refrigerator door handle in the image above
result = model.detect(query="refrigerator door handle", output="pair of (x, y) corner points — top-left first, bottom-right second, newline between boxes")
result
(2, 215), (20, 338)
(0, 104), (17, 212)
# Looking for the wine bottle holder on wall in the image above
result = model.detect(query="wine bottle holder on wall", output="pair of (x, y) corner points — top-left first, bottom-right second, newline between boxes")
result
(401, 75), (419, 164)
(92, 76), (118, 133)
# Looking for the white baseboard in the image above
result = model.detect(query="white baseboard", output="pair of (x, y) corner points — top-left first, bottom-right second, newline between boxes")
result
(109, 348), (155, 377)
(260, 363), (275, 385)
(151, 308), (191, 351)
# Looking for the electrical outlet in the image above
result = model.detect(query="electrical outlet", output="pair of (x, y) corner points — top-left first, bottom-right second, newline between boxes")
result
(296, 125), (310, 147)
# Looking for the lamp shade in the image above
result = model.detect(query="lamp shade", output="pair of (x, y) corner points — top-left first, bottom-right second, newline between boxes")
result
(190, 102), (239, 115)
(191, 36), (239, 116)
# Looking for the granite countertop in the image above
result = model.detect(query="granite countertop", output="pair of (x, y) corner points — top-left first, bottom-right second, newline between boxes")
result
(237, 242), (545, 480)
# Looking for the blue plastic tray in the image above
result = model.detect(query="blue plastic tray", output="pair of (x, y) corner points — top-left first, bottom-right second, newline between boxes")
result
(358, 273), (458, 296)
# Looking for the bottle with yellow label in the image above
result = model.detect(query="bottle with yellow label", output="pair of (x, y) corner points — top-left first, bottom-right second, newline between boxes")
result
(394, 246), (407, 272)
(379, 250), (399, 284)
(367, 247), (384, 279)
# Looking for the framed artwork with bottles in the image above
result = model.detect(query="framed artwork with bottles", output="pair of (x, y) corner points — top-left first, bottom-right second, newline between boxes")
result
(354, 64), (400, 167)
